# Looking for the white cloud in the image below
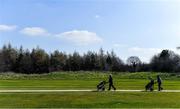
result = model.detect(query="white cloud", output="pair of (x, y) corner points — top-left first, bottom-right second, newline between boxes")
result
(0, 24), (17, 32)
(128, 47), (163, 62)
(95, 15), (100, 19)
(113, 43), (128, 48)
(20, 27), (50, 36)
(56, 30), (103, 45)
(20, 27), (103, 45)
(128, 47), (162, 53)
(127, 46), (180, 62)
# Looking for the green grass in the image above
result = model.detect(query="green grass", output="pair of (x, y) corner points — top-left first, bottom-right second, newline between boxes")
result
(0, 79), (179, 90)
(0, 71), (180, 80)
(0, 71), (179, 90)
(0, 92), (180, 108)
(0, 71), (180, 108)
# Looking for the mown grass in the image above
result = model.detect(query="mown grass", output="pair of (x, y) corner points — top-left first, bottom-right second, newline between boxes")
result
(0, 79), (179, 90)
(0, 71), (180, 108)
(0, 92), (180, 108)
(0, 71), (179, 90)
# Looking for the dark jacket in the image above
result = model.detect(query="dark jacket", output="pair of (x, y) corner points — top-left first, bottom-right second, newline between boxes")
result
(109, 76), (113, 84)
(157, 76), (162, 84)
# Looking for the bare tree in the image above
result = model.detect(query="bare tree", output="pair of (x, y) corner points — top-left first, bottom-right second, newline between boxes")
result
(127, 56), (141, 72)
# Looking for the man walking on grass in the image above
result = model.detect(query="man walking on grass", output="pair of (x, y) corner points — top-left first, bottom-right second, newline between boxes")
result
(157, 75), (163, 91)
(108, 74), (116, 91)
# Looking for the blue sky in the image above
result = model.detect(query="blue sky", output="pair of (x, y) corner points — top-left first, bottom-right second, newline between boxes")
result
(1, 0), (180, 62)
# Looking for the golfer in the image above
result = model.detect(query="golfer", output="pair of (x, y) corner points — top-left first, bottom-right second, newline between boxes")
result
(108, 74), (116, 91)
(157, 75), (163, 91)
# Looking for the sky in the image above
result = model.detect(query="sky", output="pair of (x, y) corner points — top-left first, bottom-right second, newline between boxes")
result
(1, 0), (180, 63)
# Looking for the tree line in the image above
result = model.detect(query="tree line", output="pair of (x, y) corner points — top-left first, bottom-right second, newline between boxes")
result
(0, 43), (180, 74)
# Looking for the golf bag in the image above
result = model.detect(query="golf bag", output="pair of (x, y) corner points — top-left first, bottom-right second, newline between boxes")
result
(97, 81), (107, 91)
(145, 80), (155, 91)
